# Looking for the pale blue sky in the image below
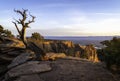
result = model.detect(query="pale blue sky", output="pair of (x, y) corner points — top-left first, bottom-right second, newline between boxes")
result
(0, 0), (120, 36)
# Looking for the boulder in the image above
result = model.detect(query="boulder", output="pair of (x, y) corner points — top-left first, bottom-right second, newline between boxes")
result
(44, 53), (66, 60)
(84, 45), (99, 62)
(8, 53), (36, 69)
(5, 61), (52, 80)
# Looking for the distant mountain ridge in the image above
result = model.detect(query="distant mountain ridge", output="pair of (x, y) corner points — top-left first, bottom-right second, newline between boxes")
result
(44, 36), (120, 47)
(45, 36), (120, 40)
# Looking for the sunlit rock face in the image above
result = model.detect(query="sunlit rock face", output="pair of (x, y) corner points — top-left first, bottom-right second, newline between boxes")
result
(0, 37), (25, 48)
(35, 40), (74, 53)
(0, 38), (118, 81)
(62, 41), (74, 48)
(0, 37), (99, 62)
(32, 40), (99, 62)
(84, 45), (99, 62)
(74, 44), (99, 62)
(44, 53), (66, 60)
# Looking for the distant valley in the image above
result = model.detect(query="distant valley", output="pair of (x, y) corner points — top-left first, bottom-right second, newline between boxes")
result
(45, 36), (120, 48)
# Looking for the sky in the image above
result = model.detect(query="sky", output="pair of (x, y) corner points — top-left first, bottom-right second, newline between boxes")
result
(0, 0), (120, 36)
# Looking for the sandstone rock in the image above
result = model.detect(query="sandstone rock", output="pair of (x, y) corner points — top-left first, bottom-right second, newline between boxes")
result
(73, 44), (99, 62)
(2, 57), (118, 81)
(63, 56), (88, 61)
(44, 53), (66, 60)
(74, 44), (84, 57)
(0, 38), (25, 48)
(0, 47), (26, 65)
(14, 74), (44, 81)
(62, 41), (74, 48)
(6, 61), (52, 80)
(84, 45), (99, 62)
(8, 53), (36, 69)
(43, 42), (53, 52)
(38, 59), (117, 81)
(34, 40), (99, 62)
(74, 51), (81, 57)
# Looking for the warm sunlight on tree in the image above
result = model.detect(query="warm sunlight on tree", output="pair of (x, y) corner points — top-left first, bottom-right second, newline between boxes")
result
(12, 9), (35, 47)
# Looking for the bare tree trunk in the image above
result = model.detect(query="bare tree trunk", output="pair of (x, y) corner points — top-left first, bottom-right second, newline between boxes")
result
(21, 28), (27, 47)
(12, 9), (35, 48)
(12, 9), (46, 60)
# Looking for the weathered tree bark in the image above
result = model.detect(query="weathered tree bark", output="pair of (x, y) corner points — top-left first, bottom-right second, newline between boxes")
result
(12, 9), (35, 48)
(21, 27), (27, 47)
(12, 9), (46, 60)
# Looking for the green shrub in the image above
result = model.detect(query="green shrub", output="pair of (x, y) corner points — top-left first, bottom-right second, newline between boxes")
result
(31, 32), (44, 40)
(0, 25), (14, 38)
(101, 37), (120, 71)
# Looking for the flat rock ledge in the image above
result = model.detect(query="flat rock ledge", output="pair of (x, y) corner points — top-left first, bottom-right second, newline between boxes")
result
(2, 57), (119, 81)
(5, 61), (52, 80)
(14, 74), (44, 81)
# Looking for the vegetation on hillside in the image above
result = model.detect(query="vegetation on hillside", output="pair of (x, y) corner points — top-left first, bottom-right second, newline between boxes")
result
(0, 25), (14, 38)
(99, 37), (120, 73)
(31, 32), (44, 40)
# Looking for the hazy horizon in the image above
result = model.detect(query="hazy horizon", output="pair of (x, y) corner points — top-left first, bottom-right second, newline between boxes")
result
(0, 0), (120, 36)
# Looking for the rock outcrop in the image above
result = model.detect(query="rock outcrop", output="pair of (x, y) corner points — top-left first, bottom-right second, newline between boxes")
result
(14, 74), (44, 81)
(8, 53), (36, 69)
(1, 57), (118, 81)
(84, 45), (99, 62)
(0, 37), (25, 48)
(32, 40), (99, 62)
(5, 36), (97, 62)
(44, 53), (66, 60)
(0, 38), (119, 81)
(5, 61), (51, 80)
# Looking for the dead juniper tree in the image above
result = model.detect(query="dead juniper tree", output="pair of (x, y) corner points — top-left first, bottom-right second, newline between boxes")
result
(12, 9), (45, 60)
(12, 9), (35, 47)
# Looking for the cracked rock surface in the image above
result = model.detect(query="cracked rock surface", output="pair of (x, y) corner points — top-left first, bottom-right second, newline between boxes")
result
(1, 57), (119, 81)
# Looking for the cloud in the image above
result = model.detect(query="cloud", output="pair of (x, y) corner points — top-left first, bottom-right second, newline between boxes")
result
(11, 17), (120, 36)
(26, 28), (88, 36)
(83, 18), (120, 32)
(1, 9), (120, 36)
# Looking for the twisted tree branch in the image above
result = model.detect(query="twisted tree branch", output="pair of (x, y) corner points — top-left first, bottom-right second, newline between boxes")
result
(12, 21), (21, 36)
